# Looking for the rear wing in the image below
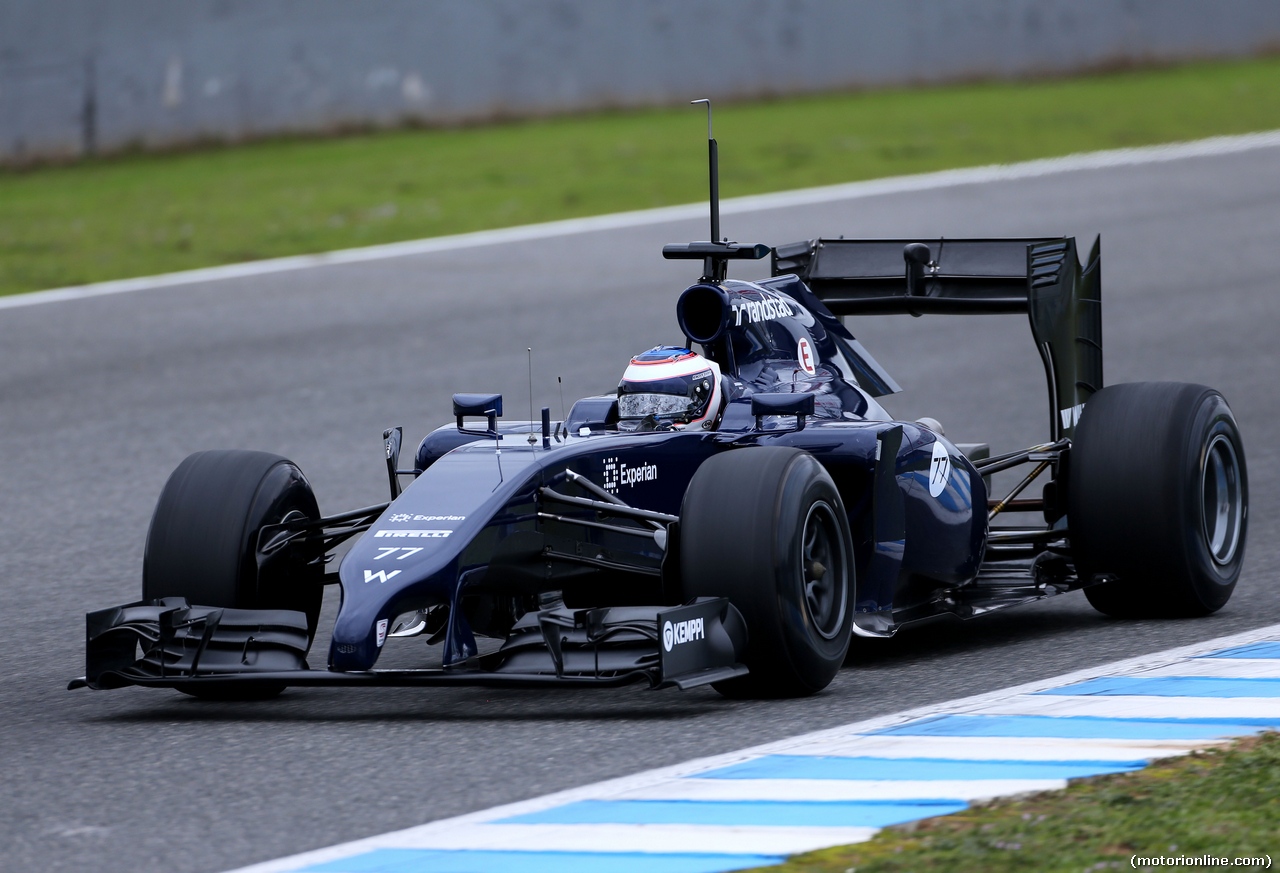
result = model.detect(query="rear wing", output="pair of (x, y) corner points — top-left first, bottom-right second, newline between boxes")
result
(772, 237), (1102, 440)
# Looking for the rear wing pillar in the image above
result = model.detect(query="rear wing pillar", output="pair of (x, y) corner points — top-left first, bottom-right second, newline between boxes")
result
(773, 237), (1102, 441)
(1027, 237), (1101, 440)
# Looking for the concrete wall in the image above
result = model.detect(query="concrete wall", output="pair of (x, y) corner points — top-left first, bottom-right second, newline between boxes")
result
(4, 0), (1280, 163)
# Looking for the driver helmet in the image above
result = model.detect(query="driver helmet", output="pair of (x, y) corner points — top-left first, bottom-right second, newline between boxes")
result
(617, 346), (723, 430)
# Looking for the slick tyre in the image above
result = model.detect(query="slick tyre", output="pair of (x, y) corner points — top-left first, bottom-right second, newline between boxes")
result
(143, 450), (324, 699)
(681, 447), (854, 698)
(1068, 382), (1247, 618)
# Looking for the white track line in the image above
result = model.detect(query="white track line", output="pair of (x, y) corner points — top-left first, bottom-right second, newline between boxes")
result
(981, 694), (1280, 720)
(1140, 659), (1280, 678)
(610, 777), (1067, 802)
(368, 822), (880, 856)
(768, 735), (1222, 761)
(5, 129), (1280, 313)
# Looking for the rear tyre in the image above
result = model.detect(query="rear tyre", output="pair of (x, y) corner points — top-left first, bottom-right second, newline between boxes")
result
(681, 447), (854, 698)
(1068, 382), (1247, 618)
(143, 450), (324, 699)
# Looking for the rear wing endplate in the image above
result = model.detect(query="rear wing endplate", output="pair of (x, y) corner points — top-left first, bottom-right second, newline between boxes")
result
(773, 237), (1102, 440)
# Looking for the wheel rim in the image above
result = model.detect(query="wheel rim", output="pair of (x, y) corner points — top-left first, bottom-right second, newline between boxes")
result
(1201, 433), (1243, 566)
(800, 500), (847, 640)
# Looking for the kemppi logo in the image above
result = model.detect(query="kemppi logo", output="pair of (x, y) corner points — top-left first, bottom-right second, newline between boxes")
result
(662, 617), (705, 652)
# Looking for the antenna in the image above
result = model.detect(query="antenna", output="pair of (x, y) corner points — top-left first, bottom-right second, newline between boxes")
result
(557, 376), (566, 420)
(493, 410), (503, 480)
(662, 102), (770, 281)
(524, 345), (535, 442)
(691, 98), (719, 245)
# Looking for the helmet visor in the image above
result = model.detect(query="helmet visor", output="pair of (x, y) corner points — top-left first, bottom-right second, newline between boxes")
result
(617, 392), (696, 419)
(617, 368), (715, 422)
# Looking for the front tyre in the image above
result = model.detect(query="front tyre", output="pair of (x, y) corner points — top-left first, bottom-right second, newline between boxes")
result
(681, 447), (854, 698)
(143, 450), (324, 698)
(1068, 382), (1247, 618)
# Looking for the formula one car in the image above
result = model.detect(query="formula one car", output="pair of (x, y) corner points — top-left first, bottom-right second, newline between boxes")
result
(72, 109), (1248, 700)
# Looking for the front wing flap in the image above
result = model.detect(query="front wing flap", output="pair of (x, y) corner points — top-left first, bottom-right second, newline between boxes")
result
(72, 598), (311, 690)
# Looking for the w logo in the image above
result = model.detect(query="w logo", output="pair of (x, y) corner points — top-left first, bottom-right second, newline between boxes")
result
(363, 569), (402, 584)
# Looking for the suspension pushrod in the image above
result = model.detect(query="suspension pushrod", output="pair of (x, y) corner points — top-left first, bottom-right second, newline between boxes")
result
(988, 459), (1052, 521)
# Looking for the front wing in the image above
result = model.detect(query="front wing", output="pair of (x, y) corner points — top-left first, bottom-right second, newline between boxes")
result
(69, 597), (748, 693)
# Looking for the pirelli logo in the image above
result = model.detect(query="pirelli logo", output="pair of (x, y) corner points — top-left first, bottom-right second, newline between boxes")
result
(374, 529), (452, 538)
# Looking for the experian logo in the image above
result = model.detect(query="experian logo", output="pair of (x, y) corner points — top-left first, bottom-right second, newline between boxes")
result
(603, 457), (658, 493)
(662, 617), (705, 652)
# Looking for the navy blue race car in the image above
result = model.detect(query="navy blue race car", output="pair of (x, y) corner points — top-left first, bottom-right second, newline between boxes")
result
(73, 115), (1247, 700)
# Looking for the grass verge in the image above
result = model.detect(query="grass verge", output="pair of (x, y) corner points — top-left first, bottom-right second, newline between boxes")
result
(3, 55), (1280, 296)
(752, 732), (1280, 873)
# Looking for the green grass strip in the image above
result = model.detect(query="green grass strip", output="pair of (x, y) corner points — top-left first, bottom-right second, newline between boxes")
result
(752, 731), (1280, 873)
(3, 55), (1280, 296)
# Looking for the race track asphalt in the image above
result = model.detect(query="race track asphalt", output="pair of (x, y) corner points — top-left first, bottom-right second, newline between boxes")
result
(2, 144), (1278, 873)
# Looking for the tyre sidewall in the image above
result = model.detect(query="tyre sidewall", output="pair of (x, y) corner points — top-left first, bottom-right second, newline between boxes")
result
(1176, 393), (1247, 611)
(243, 461), (323, 624)
(769, 454), (854, 689)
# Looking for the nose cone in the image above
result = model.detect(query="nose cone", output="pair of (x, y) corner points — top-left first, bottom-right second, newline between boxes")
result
(326, 435), (542, 671)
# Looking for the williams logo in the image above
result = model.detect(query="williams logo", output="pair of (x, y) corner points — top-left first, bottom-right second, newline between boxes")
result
(602, 457), (658, 493)
(662, 617), (705, 652)
(363, 569), (401, 584)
